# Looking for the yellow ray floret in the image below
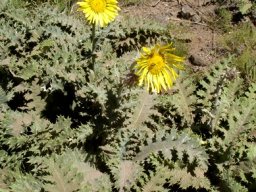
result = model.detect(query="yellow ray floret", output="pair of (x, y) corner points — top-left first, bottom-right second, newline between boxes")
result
(133, 44), (184, 93)
(77, 0), (120, 27)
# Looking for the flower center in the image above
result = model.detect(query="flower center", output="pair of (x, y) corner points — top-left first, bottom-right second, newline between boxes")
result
(148, 53), (165, 75)
(90, 0), (106, 13)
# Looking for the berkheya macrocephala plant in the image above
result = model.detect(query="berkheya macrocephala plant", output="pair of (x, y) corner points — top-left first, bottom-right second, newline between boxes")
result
(2, 0), (255, 191)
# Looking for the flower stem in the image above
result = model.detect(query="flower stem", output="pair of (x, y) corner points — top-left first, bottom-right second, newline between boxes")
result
(91, 23), (96, 70)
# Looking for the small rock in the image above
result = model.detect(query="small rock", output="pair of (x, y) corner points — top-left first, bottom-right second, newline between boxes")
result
(192, 14), (201, 22)
(177, 5), (201, 22)
(198, 0), (212, 6)
(178, 5), (196, 20)
(189, 55), (207, 66)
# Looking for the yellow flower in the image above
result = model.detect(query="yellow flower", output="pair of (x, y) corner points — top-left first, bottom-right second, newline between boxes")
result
(133, 44), (184, 93)
(77, 0), (120, 27)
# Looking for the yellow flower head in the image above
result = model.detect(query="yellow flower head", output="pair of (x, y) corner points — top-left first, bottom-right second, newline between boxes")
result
(77, 0), (120, 27)
(133, 44), (184, 93)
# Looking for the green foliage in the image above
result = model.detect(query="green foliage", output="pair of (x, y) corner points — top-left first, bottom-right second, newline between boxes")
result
(134, 129), (208, 165)
(104, 15), (171, 57)
(134, 129), (211, 190)
(153, 58), (256, 191)
(42, 150), (111, 192)
(0, 1), (255, 192)
(238, 0), (253, 14)
(219, 22), (256, 81)
(217, 0), (255, 14)
(215, 8), (233, 32)
(215, 0), (256, 33)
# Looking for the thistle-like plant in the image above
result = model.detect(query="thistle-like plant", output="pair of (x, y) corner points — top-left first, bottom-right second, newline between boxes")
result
(0, 1), (255, 192)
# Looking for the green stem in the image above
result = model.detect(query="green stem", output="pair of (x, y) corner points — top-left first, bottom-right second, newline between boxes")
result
(91, 23), (96, 70)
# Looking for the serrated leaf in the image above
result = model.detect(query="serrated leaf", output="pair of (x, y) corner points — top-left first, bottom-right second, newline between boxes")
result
(134, 130), (209, 169)
(169, 167), (211, 190)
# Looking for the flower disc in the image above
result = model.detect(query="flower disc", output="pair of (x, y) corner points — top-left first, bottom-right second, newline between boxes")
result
(133, 44), (184, 93)
(77, 0), (120, 27)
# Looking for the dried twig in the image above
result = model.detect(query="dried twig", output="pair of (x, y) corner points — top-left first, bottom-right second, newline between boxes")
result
(151, 0), (161, 7)
(169, 17), (209, 27)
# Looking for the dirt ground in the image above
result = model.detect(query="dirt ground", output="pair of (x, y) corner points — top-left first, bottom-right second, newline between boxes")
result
(120, 0), (222, 68)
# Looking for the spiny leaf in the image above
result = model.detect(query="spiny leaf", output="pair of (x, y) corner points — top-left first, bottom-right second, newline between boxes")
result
(142, 166), (170, 192)
(157, 75), (197, 126)
(224, 83), (256, 145)
(134, 129), (209, 169)
(110, 160), (142, 192)
(221, 171), (248, 192)
(43, 150), (111, 192)
(169, 167), (211, 190)
(129, 91), (156, 129)
(9, 173), (43, 192)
